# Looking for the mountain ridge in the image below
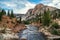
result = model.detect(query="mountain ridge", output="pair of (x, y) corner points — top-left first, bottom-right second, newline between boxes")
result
(23, 4), (60, 20)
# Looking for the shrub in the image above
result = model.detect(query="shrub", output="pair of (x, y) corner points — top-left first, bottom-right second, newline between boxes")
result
(23, 21), (30, 24)
(50, 29), (60, 35)
(51, 29), (58, 35)
(52, 22), (59, 29)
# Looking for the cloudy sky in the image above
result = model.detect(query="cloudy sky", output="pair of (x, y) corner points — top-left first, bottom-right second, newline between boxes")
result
(0, 0), (60, 14)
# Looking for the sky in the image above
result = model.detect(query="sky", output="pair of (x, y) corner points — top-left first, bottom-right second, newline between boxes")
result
(0, 0), (60, 14)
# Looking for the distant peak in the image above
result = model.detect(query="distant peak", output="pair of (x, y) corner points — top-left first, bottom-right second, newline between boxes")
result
(35, 3), (44, 8)
(38, 3), (44, 5)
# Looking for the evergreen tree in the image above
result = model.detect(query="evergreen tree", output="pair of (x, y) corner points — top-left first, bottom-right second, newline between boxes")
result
(19, 17), (21, 23)
(42, 10), (51, 26)
(0, 12), (2, 21)
(39, 12), (42, 23)
(1, 9), (6, 15)
(0, 9), (6, 21)
(7, 10), (10, 16)
(10, 10), (15, 18)
(53, 12), (57, 19)
(59, 13), (60, 18)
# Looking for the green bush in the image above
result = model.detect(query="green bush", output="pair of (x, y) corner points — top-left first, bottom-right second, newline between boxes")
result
(50, 29), (60, 35)
(51, 29), (58, 35)
(52, 22), (59, 29)
(23, 21), (30, 24)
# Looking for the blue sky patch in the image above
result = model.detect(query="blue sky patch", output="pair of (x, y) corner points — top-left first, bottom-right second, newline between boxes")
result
(28, 0), (41, 4)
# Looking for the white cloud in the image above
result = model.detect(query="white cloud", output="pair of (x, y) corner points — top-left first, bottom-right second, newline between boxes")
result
(0, 2), (16, 7)
(0, 0), (36, 14)
(13, 0), (36, 14)
(1, 0), (60, 14)
(14, 0), (60, 14)
(4, 2), (16, 7)
(45, 0), (60, 9)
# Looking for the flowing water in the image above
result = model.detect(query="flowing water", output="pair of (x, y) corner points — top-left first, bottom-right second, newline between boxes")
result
(18, 25), (46, 40)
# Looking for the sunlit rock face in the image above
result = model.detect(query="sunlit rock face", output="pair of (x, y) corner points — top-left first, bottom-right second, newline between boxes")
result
(24, 4), (60, 21)
(32, 4), (56, 15)
(18, 25), (45, 40)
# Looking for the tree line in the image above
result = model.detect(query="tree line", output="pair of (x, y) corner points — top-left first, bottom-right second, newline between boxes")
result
(0, 9), (15, 21)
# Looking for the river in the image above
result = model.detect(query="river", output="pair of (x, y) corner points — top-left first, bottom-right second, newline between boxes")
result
(18, 25), (46, 40)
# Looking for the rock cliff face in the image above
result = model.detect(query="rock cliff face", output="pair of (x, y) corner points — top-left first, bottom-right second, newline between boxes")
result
(24, 4), (60, 20)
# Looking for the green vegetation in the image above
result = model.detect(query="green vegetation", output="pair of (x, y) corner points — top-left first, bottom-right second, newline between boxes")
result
(0, 8), (16, 21)
(0, 12), (2, 21)
(42, 10), (51, 26)
(7, 10), (10, 16)
(0, 8), (15, 21)
(23, 20), (30, 24)
(49, 22), (60, 35)
(1, 9), (6, 15)
(7, 10), (15, 18)
(10, 10), (15, 18)
(52, 22), (59, 29)
(19, 17), (21, 23)
(53, 13), (58, 19)
(50, 29), (60, 35)
(0, 9), (6, 21)
(36, 13), (42, 22)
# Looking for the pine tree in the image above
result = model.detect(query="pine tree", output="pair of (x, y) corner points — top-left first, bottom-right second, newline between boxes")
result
(19, 17), (21, 23)
(7, 10), (10, 16)
(59, 13), (60, 18)
(10, 10), (15, 18)
(39, 12), (42, 23)
(53, 12), (57, 19)
(0, 12), (2, 21)
(1, 9), (6, 15)
(42, 10), (51, 26)
(0, 9), (6, 21)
